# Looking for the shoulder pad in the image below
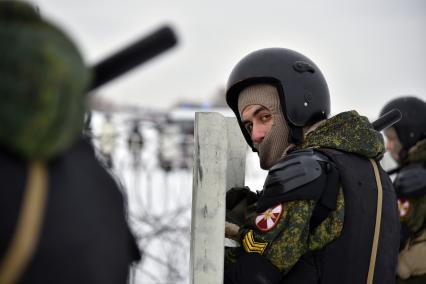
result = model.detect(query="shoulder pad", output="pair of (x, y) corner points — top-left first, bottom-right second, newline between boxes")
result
(263, 149), (330, 195)
(395, 164), (426, 198)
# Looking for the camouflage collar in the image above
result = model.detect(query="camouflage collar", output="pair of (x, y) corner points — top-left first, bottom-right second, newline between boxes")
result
(297, 110), (385, 159)
(406, 139), (426, 164)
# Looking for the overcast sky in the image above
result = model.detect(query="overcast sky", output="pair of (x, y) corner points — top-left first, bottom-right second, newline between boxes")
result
(30, 0), (426, 118)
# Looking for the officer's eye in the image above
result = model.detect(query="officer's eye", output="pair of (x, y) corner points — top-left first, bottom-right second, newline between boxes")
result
(260, 114), (272, 123)
(244, 123), (253, 134)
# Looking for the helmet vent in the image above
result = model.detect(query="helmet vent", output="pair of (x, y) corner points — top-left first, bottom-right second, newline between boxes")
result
(293, 61), (315, 73)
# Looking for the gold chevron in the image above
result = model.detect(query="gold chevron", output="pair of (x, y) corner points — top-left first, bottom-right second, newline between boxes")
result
(242, 230), (267, 254)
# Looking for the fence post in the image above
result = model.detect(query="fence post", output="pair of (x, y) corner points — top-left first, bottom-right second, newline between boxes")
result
(190, 112), (247, 284)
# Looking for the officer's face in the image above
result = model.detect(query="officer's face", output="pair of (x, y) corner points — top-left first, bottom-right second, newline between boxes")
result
(241, 104), (273, 148)
(383, 127), (403, 162)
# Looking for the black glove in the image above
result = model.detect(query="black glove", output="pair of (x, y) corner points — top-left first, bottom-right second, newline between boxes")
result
(224, 249), (282, 284)
(226, 186), (258, 226)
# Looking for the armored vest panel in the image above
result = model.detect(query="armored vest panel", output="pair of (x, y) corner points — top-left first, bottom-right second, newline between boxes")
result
(283, 149), (400, 284)
(257, 149), (335, 212)
(394, 163), (426, 198)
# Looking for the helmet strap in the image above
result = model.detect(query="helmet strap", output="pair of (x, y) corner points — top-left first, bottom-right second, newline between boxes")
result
(398, 148), (409, 165)
(289, 126), (304, 145)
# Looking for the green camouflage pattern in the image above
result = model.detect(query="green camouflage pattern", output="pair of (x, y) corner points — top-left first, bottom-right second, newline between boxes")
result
(309, 187), (345, 251)
(401, 139), (426, 234)
(298, 110), (385, 159)
(260, 200), (313, 273)
(395, 134), (426, 282)
(402, 196), (426, 234)
(0, 1), (90, 160)
(233, 200), (312, 272)
(234, 189), (344, 273)
(406, 139), (426, 164)
(396, 147), (426, 284)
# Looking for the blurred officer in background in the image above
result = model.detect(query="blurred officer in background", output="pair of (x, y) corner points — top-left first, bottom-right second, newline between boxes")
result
(224, 47), (400, 283)
(98, 113), (118, 169)
(380, 96), (426, 284)
(0, 1), (140, 283)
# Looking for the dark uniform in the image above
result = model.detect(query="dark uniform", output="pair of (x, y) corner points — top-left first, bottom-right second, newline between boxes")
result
(224, 48), (400, 283)
(0, 138), (140, 284)
(0, 2), (140, 283)
(380, 97), (426, 284)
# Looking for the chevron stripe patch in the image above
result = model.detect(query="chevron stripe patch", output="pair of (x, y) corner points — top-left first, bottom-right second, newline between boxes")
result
(242, 230), (268, 254)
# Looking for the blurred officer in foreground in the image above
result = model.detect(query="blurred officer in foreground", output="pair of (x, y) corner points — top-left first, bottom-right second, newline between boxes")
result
(380, 96), (426, 284)
(224, 47), (400, 283)
(0, 1), (140, 283)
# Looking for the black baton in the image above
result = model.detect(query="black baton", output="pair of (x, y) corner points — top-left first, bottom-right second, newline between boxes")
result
(371, 108), (402, 175)
(89, 25), (178, 91)
(372, 108), (402, 131)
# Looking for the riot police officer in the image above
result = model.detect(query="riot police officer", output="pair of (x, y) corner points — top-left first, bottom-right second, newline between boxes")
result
(0, 2), (140, 283)
(224, 48), (400, 283)
(380, 96), (426, 283)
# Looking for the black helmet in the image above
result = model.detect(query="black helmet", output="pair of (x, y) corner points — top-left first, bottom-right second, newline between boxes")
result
(380, 96), (426, 152)
(225, 48), (330, 150)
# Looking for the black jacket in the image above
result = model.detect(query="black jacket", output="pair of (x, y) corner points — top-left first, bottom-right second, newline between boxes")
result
(0, 137), (140, 284)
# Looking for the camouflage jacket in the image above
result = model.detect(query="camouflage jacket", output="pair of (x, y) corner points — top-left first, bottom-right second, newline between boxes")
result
(227, 110), (385, 274)
(397, 144), (426, 284)
(398, 139), (426, 235)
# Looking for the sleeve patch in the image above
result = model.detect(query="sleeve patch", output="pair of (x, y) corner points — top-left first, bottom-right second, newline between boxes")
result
(242, 230), (268, 254)
(398, 198), (411, 218)
(255, 204), (283, 232)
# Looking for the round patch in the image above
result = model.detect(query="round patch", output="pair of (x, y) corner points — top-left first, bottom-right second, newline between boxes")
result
(398, 198), (411, 218)
(255, 204), (283, 232)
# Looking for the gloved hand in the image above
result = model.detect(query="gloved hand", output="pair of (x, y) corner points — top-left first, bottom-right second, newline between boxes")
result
(226, 186), (258, 227)
(225, 221), (240, 241)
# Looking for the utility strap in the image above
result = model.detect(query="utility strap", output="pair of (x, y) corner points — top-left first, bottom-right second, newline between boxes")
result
(367, 159), (383, 284)
(0, 161), (48, 284)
